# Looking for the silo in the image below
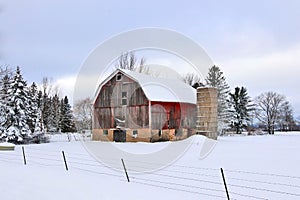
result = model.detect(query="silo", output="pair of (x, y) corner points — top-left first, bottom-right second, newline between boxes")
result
(196, 87), (218, 139)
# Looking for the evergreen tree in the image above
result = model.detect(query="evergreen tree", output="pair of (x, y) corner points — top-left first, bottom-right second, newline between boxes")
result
(36, 90), (43, 108)
(47, 96), (60, 132)
(0, 65), (76, 142)
(51, 94), (61, 132)
(6, 66), (31, 141)
(0, 74), (12, 132)
(41, 92), (51, 132)
(27, 82), (39, 133)
(59, 96), (76, 132)
(205, 65), (230, 134)
(228, 86), (253, 134)
(35, 90), (44, 133)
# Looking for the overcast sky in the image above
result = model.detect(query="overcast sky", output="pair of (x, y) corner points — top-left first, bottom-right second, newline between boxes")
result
(1, 0), (300, 116)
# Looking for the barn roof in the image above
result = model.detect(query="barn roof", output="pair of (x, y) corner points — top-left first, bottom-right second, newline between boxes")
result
(95, 69), (196, 104)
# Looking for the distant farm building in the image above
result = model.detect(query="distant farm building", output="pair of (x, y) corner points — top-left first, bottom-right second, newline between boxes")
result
(92, 69), (217, 142)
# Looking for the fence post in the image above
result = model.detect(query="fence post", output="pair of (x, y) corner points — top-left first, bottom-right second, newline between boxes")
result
(220, 168), (230, 200)
(22, 146), (27, 165)
(62, 151), (68, 171)
(121, 158), (130, 182)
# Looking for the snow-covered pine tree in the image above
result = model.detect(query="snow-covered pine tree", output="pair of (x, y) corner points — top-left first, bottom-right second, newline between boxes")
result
(51, 94), (60, 132)
(205, 65), (231, 135)
(47, 97), (55, 131)
(27, 82), (39, 133)
(0, 74), (12, 140)
(47, 96), (60, 132)
(59, 96), (76, 132)
(228, 86), (253, 134)
(0, 75), (11, 124)
(34, 90), (44, 133)
(41, 92), (51, 132)
(5, 66), (31, 142)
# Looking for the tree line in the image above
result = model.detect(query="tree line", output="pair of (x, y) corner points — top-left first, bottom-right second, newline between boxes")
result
(0, 66), (76, 144)
(2, 54), (296, 141)
(110, 52), (299, 135)
(186, 65), (298, 135)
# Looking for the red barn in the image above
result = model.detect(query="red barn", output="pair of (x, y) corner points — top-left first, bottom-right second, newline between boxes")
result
(92, 69), (197, 142)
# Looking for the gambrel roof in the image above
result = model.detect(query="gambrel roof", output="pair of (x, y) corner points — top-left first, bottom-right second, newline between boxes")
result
(94, 69), (196, 104)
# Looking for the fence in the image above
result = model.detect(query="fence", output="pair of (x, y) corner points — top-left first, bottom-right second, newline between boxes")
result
(1, 136), (300, 200)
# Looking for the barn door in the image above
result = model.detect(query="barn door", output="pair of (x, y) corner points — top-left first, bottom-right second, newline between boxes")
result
(113, 129), (126, 142)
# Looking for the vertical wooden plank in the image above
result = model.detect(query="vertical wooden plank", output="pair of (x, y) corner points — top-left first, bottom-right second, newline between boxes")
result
(149, 101), (152, 134)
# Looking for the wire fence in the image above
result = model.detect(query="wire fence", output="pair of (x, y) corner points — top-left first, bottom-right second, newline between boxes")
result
(0, 139), (300, 200)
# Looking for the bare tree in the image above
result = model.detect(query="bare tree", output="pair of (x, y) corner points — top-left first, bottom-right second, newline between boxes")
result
(0, 65), (13, 78)
(52, 85), (61, 97)
(42, 77), (53, 96)
(278, 101), (295, 131)
(182, 73), (203, 88)
(137, 57), (149, 74)
(254, 91), (286, 134)
(115, 52), (148, 73)
(296, 116), (300, 131)
(73, 98), (92, 132)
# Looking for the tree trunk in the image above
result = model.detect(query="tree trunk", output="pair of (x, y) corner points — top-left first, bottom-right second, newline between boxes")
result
(268, 125), (272, 134)
(272, 122), (275, 134)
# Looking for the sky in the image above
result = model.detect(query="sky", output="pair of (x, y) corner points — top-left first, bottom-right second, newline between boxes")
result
(1, 0), (300, 117)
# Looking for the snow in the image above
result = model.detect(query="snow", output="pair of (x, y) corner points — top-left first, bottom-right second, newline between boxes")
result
(0, 142), (15, 147)
(1, 132), (300, 199)
(125, 69), (196, 104)
(112, 141), (171, 155)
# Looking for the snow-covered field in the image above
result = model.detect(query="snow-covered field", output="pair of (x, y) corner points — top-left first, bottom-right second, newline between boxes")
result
(1, 132), (300, 200)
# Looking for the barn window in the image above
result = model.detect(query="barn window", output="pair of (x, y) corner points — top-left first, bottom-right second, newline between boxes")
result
(122, 92), (127, 105)
(132, 130), (138, 138)
(116, 74), (122, 81)
(103, 130), (108, 135)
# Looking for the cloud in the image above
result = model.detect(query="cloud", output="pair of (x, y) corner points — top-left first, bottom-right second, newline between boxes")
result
(54, 75), (76, 103)
(223, 43), (300, 85)
(219, 43), (300, 115)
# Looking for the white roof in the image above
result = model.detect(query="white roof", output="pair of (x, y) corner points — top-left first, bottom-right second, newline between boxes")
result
(95, 69), (196, 104)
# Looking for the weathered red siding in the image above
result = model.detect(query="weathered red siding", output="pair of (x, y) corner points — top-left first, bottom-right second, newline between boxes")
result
(151, 102), (196, 130)
(93, 70), (197, 142)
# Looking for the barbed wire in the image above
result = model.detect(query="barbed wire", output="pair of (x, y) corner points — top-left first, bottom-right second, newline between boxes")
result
(224, 168), (300, 180)
(1, 145), (300, 199)
(139, 171), (223, 185)
(226, 176), (300, 189)
(134, 176), (269, 200)
(0, 157), (22, 164)
(228, 182), (300, 197)
(129, 180), (230, 199)
(70, 166), (123, 179)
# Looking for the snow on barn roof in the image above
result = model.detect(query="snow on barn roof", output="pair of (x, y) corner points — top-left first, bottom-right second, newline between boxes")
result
(95, 69), (196, 104)
(124, 70), (196, 104)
